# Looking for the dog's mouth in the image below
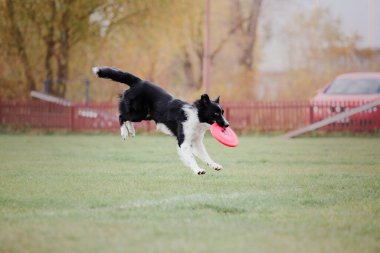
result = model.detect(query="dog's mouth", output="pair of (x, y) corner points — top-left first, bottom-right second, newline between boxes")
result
(215, 122), (229, 130)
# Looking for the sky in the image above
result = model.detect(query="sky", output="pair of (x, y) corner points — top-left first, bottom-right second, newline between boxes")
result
(260, 0), (380, 71)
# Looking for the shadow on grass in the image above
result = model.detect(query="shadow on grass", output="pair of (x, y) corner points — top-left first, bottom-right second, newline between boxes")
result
(191, 203), (246, 215)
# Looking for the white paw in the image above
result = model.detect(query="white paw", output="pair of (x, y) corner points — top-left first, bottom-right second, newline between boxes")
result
(208, 162), (222, 171)
(126, 121), (135, 137)
(120, 124), (128, 141)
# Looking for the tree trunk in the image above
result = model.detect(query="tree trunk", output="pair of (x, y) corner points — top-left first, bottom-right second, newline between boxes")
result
(196, 47), (203, 90)
(5, 0), (36, 93)
(182, 48), (196, 89)
(239, 0), (262, 70)
(232, 0), (263, 71)
(54, 0), (71, 97)
(44, 0), (56, 92)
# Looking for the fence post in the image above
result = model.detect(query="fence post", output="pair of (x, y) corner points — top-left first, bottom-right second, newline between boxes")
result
(70, 105), (75, 131)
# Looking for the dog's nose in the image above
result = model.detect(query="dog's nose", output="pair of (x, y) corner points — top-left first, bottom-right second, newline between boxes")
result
(224, 123), (229, 128)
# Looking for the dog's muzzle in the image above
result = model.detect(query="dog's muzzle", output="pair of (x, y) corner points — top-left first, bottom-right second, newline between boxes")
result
(217, 116), (230, 128)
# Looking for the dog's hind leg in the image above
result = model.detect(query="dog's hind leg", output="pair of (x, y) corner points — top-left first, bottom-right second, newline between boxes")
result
(118, 115), (129, 141)
(119, 120), (135, 140)
(126, 121), (135, 137)
(120, 123), (129, 141)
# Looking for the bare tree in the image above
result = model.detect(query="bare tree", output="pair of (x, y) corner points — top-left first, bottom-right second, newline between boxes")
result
(44, 1), (56, 86)
(2, 0), (36, 93)
(0, 0), (170, 98)
(231, 0), (263, 71)
(179, 0), (264, 91)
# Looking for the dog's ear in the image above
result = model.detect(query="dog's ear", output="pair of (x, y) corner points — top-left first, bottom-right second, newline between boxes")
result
(215, 96), (220, 104)
(201, 94), (210, 105)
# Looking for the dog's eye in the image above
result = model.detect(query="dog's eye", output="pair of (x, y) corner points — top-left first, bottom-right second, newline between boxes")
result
(214, 112), (219, 116)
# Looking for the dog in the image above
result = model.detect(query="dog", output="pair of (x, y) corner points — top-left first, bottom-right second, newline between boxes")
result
(92, 66), (230, 175)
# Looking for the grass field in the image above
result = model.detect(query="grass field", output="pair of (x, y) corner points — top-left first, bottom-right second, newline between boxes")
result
(0, 133), (379, 253)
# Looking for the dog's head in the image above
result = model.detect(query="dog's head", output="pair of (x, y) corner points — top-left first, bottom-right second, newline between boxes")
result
(195, 94), (229, 128)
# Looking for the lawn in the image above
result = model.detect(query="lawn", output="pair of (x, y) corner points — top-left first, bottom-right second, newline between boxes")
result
(0, 133), (379, 253)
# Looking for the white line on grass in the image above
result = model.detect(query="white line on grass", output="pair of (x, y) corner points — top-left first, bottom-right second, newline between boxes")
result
(33, 191), (274, 218)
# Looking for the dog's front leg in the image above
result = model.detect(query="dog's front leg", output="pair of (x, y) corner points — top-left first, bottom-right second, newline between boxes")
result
(177, 143), (205, 175)
(177, 110), (205, 175)
(192, 134), (223, 171)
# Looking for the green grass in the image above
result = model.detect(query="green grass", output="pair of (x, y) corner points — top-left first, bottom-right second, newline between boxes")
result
(0, 133), (379, 253)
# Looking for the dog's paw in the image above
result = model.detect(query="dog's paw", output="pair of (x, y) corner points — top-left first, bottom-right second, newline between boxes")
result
(193, 168), (206, 175)
(208, 162), (222, 171)
(197, 170), (206, 175)
(120, 124), (129, 141)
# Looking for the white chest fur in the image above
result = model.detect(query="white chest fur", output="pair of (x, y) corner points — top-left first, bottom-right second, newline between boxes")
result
(182, 106), (210, 141)
(156, 106), (210, 138)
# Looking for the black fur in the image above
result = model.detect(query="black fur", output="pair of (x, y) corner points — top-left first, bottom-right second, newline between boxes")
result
(95, 67), (141, 86)
(193, 94), (227, 128)
(93, 66), (229, 147)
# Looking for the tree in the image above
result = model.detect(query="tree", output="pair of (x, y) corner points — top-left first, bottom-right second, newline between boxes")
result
(1, 0), (36, 94)
(177, 0), (264, 93)
(231, 0), (263, 71)
(281, 7), (363, 99)
(25, 0), (107, 97)
(0, 0), (267, 101)
(0, 0), (177, 98)
(179, 1), (204, 90)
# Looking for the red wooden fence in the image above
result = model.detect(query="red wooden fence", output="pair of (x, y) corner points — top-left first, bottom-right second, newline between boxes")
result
(0, 99), (379, 133)
(224, 101), (311, 132)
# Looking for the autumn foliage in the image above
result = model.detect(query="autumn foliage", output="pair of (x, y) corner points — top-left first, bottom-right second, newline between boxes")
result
(0, 1), (378, 102)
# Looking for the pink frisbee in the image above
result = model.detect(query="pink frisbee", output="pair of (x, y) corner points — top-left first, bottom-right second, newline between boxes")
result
(210, 123), (239, 147)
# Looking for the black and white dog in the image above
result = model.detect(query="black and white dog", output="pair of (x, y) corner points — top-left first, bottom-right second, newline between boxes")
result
(92, 67), (229, 175)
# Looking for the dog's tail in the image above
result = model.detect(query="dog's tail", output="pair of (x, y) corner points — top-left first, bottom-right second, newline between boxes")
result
(92, 66), (141, 87)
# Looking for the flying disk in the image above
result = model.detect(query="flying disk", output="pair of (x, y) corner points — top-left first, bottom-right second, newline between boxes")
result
(210, 123), (239, 147)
